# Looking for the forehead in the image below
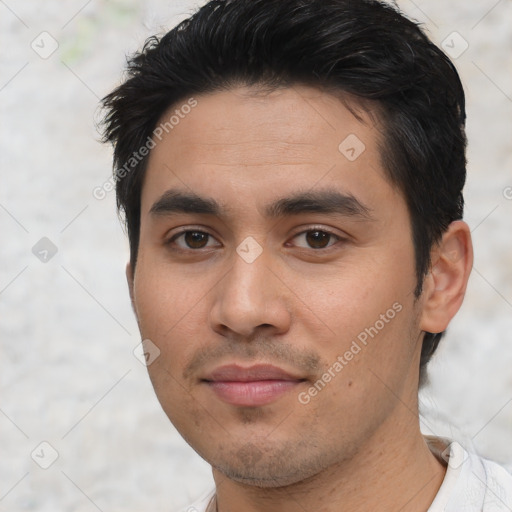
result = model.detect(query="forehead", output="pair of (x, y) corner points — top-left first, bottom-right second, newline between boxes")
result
(154, 85), (380, 160)
(141, 84), (396, 218)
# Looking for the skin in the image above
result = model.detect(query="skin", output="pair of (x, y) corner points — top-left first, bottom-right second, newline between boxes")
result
(127, 85), (473, 511)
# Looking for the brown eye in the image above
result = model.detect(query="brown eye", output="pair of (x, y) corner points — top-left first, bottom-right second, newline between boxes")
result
(306, 230), (331, 249)
(169, 230), (218, 250)
(292, 229), (342, 250)
(184, 231), (209, 248)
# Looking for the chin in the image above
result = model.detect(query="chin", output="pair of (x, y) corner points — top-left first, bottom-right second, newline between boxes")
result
(215, 464), (313, 488)
(208, 441), (333, 489)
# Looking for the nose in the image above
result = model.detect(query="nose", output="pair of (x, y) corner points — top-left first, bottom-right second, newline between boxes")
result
(209, 244), (292, 339)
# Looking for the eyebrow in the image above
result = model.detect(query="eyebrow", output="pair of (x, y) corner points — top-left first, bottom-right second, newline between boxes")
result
(149, 188), (372, 221)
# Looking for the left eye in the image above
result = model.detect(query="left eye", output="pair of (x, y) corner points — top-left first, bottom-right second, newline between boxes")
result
(170, 230), (218, 249)
(291, 230), (341, 249)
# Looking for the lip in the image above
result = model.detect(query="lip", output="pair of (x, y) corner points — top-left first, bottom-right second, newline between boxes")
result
(204, 364), (302, 382)
(202, 364), (305, 407)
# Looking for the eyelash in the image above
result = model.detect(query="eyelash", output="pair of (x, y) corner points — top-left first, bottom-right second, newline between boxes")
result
(165, 226), (345, 252)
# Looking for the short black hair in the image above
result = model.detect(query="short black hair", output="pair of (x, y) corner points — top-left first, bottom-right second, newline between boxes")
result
(100, 0), (467, 383)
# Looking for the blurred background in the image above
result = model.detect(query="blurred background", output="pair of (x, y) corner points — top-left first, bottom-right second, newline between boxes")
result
(1, 0), (511, 510)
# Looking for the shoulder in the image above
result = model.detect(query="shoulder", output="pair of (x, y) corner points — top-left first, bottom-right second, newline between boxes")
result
(476, 453), (512, 510)
(429, 439), (512, 511)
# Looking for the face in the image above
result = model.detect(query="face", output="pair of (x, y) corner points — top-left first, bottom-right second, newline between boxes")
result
(129, 85), (426, 487)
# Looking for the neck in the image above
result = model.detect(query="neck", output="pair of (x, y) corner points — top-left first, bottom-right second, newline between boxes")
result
(211, 404), (446, 512)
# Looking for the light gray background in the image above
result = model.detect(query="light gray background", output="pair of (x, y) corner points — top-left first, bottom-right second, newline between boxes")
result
(1, 1), (511, 511)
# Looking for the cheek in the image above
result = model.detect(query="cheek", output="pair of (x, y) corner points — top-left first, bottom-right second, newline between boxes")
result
(300, 253), (410, 334)
(297, 301), (419, 444)
(132, 261), (209, 382)
(299, 246), (419, 387)
(132, 267), (208, 425)
(133, 254), (206, 334)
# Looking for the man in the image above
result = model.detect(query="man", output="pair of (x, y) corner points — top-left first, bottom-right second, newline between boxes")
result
(100, 0), (512, 510)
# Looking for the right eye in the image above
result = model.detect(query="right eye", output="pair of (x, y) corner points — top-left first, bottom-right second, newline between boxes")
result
(166, 230), (221, 251)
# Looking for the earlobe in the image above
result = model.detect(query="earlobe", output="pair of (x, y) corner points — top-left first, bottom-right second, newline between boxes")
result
(419, 221), (473, 334)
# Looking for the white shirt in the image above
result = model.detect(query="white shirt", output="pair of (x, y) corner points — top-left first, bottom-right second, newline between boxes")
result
(428, 438), (512, 511)
(182, 438), (512, 511)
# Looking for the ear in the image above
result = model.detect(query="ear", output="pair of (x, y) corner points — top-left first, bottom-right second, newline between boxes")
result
(420, 220), (473, 334)
(126, 262), (136, 313)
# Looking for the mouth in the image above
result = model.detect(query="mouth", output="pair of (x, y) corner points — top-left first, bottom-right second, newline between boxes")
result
(201, 364), (307, 407)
